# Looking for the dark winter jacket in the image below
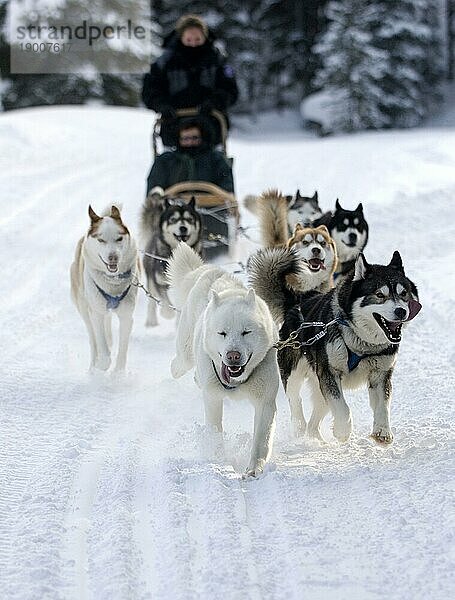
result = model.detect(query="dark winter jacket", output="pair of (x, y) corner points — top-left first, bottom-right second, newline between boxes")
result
(142, 33), (238, 114)
(146, 146), (234, 195)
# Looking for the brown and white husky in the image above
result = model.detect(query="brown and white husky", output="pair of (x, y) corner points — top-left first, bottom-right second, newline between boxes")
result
(70, 205), (139, 371)
(250, 190), (337, 300)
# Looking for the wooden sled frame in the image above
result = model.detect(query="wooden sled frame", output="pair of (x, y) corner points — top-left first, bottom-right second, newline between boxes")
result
(163, 181), (239, 256)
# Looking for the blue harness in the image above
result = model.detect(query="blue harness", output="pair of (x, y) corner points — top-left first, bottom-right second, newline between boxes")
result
(94, 270), (132, 310)
(346, 348), (366, 372)
(337, 316), (390, 372)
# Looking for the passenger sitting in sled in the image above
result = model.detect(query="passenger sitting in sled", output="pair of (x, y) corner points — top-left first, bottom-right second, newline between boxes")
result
(146, 118), (234, 195)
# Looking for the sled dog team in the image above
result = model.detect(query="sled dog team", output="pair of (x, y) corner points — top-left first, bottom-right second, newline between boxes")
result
(70, 189), (421, 477)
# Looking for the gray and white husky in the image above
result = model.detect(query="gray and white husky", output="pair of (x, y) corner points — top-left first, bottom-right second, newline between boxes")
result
(244, 189), (323, 234)
(286, 190), (323, 230)
(70, 205), (139, 371)
(140, 188), (202, 327)
(167, 243), (279, 477)
(249, 249), (421, 440)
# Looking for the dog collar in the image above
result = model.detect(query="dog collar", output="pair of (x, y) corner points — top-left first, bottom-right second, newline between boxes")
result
(117, 269), (132, 279)
(95, 282), (131, 309)
(337, 316), (395, 371)
(346, 347), (395, 372)
(97, 268), (132, 280)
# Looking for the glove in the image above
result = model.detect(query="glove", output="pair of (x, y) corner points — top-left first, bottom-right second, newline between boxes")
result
(158, 105), (176, 119)
(199, 99), (215, 115)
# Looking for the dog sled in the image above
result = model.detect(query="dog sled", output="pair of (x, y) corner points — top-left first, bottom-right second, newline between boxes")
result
(153, 108), (239, 258)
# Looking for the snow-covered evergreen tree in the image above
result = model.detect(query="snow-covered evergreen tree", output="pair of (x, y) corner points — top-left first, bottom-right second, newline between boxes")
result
(314, 0), (444, 132)
(314, 0), (390, 131)
(0, 0), (10, 109)
(373, 0), (443, 127)
(3, 0), (159, 109)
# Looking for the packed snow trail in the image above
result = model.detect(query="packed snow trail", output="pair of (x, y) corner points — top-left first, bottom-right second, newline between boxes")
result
(0, 107), (454, 600)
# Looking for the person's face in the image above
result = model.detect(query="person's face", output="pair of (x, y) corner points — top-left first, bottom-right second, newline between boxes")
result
(179, 127), (202, 148)
(181, 27), (205, 47)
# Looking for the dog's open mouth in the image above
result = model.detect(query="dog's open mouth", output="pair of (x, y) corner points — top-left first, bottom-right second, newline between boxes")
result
(221, 363), (245, 384)
(99, 255), (118, 273)
(173, 234), (189, 242)
(307, 258), (326, 272)
(373, 313), (402, 344)
(220, 354), (253, 385)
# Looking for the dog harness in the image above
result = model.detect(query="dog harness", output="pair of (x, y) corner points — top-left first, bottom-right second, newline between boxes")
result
(337, 317), (394, 372)
(94, 270), (132, 309)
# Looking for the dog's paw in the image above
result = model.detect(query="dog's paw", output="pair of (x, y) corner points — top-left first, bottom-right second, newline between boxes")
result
(160, 304), (175, 320)
(243, 460), (266, 479)
(95, 355), (111, 371)
(170, 356), (187, 378)
(371, 427), (393, 444)
(307, 425), (325, 442)
(333, 415), (352, 442)
(292, 418), (307, 438)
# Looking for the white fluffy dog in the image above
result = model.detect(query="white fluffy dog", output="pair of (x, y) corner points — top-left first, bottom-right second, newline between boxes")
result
(167, 243), (280, 477)
(70, 205), (139, 371)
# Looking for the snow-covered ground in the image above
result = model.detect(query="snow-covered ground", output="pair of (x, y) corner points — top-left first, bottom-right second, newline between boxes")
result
(0, 106), (454, 600)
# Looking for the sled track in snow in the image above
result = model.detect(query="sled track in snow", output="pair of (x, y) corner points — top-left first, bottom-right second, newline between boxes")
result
(1, 108), (455, 599)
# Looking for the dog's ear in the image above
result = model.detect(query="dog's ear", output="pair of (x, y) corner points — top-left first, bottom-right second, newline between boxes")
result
(293, 223), (303, 234)
(313, 191), (318, 201)
(335, 198), (343, 211)
(209, 289), (220, 307)
(353, 253), (369, 281)
(389, 250), (404, 272)
(316, 225), (329, 236)
(88, 205), (101, 223)
(296, 189), (302, 200)
(246, 288), (256, 306)
(110, 205), (122, 221)
(356, 202), (364, 213)
(188, 196), (196, 209)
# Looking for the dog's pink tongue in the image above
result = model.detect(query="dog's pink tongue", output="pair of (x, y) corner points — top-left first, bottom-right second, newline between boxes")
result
(221, 363), (231, 384)
(406, 299), (422, 321)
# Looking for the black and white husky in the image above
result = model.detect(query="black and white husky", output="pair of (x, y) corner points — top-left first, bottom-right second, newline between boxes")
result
(249, 249), (421, 441)
(140, 188), (202, 326)
(313, 199), (369, 282)
(286, 190), (323, 230)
